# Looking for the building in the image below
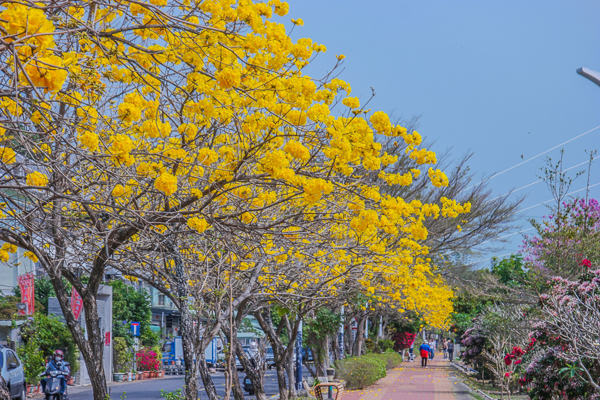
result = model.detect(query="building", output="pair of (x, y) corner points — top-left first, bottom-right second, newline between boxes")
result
(0, 242), (37, 296)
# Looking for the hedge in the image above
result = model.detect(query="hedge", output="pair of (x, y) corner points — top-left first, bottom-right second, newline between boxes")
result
(335, 351), (403, 389)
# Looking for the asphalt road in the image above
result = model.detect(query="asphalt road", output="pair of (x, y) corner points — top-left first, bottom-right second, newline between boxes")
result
(66, 369), (298, 400)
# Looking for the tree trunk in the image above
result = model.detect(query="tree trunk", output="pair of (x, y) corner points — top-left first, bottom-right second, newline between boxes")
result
(0, 375), (11, 400)
(198, 351), (219, 400)
(49, 271), (108, 400)
(229, 359), (245, 400)
(285, 351), (296, 398)
(253, 310), (302, 400)
(311, 345), (325, 376)
(284, 318), (297, 399)
(353, 316), (366, 356)
(179, 304), (199, 400)
(235, 338), (267, 400)
(275, 363), (288, 400)
(172, 246), (200, 400)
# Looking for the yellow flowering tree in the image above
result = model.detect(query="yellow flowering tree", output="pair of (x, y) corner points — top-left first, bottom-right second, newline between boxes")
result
(0, 1), (469, 399)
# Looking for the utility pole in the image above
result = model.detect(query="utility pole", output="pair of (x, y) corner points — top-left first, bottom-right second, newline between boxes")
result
(295, 319), (303, 390)
(338, 306), (344, 359)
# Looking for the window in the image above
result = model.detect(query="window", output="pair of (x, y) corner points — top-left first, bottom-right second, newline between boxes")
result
(0, 351), (3, 368)
(158, 294), (165, 306)
(7, 350), (19, 367)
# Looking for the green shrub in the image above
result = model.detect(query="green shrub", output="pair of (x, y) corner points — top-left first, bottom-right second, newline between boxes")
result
(18, 313), (79, 375)
(160, 388), (185, 400)
(16, 339), (46, 384)
(113, 337), (133, 373)
(335, 354), (386, 390)
(378, 351), (403, 370)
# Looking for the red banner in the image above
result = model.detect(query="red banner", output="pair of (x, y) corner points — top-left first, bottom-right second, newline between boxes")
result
(17, 273), (34, 315)
(71, 289), (83, 321)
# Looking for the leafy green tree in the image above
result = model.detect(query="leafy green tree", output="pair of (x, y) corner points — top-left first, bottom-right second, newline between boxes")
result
(108, 280), (155, 347)
(19, 313), (79, 374)
(449, 293), (493, 337)
(304, 309), (342, 376)
(491, 254), (527, 287)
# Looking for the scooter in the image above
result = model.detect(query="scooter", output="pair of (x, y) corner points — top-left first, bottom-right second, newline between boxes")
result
(40, 369), (69, 400)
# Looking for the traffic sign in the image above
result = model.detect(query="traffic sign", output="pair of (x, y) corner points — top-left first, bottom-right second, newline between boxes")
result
(131, 322), (141, 337)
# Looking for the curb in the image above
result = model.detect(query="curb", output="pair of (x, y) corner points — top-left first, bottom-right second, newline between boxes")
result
(450, 363), (495, 400)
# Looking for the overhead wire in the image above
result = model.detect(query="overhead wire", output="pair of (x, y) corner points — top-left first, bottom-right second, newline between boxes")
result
(465, 182), (600, 266)
(462, 124), (600, 193)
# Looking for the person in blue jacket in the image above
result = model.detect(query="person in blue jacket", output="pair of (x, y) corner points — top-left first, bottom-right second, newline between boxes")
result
(41, 350), (70, 399)
(419, 342), (431, 368)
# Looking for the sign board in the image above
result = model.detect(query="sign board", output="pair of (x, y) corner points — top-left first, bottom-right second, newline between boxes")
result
(130, 322), (141, 337)
(17, 273), (34, 315)
(16, 302), (28, 314)
(105, 332), (111, 346)
(71, 289), (83, 320)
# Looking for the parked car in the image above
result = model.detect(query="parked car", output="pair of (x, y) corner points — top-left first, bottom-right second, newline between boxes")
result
(266, 347), (297, 369)
(0, 345), (27, 399)
(242, 375), (254, 395)
(302, 347), (314, 362)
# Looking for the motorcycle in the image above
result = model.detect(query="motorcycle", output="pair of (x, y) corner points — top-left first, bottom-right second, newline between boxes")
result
(40, 369), (69, 400)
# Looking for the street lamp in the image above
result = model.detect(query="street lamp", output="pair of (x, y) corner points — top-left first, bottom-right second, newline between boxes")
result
(577, 67), (600, 87)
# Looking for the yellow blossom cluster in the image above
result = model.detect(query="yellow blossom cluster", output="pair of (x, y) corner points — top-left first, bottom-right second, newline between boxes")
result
(0, 0), (472, 329)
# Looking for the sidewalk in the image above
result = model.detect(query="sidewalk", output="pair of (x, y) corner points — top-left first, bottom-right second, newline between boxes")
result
(343, 359), (473, 400)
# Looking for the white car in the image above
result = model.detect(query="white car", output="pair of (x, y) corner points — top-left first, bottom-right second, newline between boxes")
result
(0, 345), (27, 400)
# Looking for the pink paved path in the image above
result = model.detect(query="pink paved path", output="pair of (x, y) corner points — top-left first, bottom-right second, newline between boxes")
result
(342, 359), (471, 400)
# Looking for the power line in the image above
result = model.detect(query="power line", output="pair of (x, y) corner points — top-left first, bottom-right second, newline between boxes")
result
(487, 160), (590, 202)
(466, 182), (600, 251)
(462, 124), (600, 192)
(517, 182), (600, 214)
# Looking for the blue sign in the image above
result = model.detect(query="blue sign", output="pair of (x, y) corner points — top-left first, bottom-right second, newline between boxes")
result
(130, 322), (140, 337)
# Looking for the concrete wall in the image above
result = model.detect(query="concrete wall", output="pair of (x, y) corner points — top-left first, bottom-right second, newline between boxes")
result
(48, 284), (113, 385)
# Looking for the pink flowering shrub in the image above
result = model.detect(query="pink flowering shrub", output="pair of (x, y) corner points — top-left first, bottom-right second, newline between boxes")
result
(136, 347), (160, 371)
(517, 267), (600, 399)
(521, 198), (600, 279)
(391, 332), (416, 351)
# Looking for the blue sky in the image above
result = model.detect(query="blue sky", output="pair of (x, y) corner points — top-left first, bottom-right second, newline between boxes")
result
(281, 0), (600, 264)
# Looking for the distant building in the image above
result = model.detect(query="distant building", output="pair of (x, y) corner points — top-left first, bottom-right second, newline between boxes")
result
(0, 241), (38, 296)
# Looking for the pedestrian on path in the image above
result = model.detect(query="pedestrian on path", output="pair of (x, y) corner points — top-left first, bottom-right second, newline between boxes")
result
(447, 339), (455, 361)
(442, 339), (448, 360)
(419, 342), (430, 368)
(428, 339), (436, 360)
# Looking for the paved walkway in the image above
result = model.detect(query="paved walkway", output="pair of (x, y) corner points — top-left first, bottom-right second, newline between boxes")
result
(343, 359), (472, 400)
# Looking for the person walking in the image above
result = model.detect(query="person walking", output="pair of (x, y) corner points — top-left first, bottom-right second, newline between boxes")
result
(419, 341), (430, 368)
(442, 339), (448, 360)
(447, 339), (455, 362)
(428, 339), (436, 360)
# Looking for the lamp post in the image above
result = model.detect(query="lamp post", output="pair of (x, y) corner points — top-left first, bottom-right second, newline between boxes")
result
(577, 67), (600, 87)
